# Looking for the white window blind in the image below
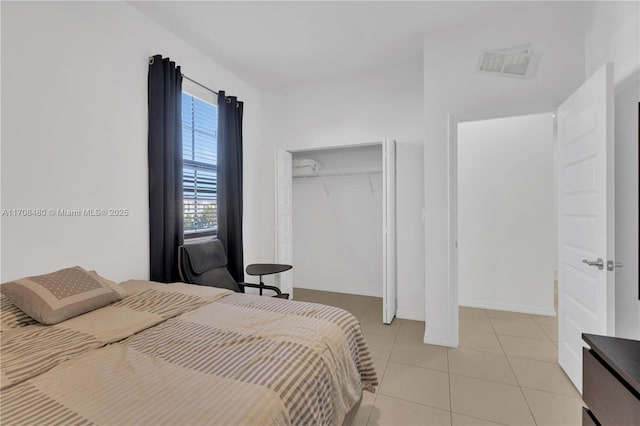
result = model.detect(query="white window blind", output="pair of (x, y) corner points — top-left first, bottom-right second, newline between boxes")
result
(182, 91), (218, 236)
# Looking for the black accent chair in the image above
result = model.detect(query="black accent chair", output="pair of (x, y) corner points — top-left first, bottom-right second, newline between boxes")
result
(178, 240), (288, 298)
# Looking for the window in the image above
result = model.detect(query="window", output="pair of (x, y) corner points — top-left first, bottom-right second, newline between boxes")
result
(182, 92), (218, 237)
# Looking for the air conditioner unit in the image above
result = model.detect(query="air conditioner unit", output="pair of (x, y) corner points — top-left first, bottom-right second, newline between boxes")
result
(478, 44), (537, 78)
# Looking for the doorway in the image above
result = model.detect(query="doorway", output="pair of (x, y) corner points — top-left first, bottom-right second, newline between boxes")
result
(456, 112), (557, 316)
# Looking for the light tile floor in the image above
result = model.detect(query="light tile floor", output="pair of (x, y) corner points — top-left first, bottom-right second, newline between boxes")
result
(294, 286), (583, 426)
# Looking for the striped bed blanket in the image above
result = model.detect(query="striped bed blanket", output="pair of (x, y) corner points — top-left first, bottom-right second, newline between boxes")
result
(0, 281), (377, 425)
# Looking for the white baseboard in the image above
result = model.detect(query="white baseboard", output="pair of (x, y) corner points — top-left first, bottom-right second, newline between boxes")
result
(424, 333), (457, 348)
(294, 282), (381, 298)
(460, 297), (556, 317)
(396, 310), (424, 321)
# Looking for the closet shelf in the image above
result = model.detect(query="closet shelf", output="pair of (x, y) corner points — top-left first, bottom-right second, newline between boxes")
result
(292, 168), (382, 179)
(293, 168), (382, 196)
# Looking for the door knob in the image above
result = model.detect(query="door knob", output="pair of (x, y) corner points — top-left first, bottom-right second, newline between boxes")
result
(582, 258), (604, 270)
(607, 260), (623, 271)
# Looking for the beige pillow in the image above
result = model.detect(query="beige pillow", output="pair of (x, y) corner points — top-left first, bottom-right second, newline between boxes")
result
(87, 270), (128, 299)
(2, 266), (122, 325)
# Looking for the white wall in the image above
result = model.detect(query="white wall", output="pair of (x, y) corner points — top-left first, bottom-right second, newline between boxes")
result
(584, 1), (640, 339)
(0, 1), (265, 283)
(264, 60), (425, 320)
(423, 2), (586, 345)
(292, 146), (382, 297)
(458, 113), (555, 316)
(396, 143), (425, 320)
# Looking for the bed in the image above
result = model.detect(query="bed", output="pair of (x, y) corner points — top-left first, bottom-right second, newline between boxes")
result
(1, 279), (377, 425)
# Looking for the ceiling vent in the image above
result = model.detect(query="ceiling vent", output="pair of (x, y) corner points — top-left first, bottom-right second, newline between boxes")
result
(478, 44), (537, 78)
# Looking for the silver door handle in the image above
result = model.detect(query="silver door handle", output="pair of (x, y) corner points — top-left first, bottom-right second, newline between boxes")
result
(607, 260), (623, 271)
(582, 258), (604, 270)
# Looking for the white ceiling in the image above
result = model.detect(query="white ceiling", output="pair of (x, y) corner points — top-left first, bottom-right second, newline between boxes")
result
(130, 1), (502, 89)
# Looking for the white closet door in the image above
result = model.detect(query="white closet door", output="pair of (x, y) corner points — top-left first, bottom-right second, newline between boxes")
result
(383, 139), (397, 324)
(275, 149), (294, 297)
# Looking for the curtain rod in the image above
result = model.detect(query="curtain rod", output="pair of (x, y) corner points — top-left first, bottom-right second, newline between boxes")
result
(182, 74), (219, 96)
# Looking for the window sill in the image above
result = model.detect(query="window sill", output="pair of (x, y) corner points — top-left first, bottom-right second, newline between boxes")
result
(184, 234), (217, 243)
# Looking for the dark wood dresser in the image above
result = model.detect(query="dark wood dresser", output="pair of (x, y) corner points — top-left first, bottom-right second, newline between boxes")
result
(582, 333), (640, 426)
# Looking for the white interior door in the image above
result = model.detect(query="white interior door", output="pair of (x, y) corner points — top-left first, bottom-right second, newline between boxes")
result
(557, 63), (614, 393)
(382, 139), (397, 324)
(275, 149), (294, 296)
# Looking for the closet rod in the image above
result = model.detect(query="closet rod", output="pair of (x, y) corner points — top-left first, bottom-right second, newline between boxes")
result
(294, 170), (382, 179)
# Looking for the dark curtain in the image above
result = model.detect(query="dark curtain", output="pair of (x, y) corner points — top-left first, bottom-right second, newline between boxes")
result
(216, 90), (244, 282)
(148, 55), (183, 283)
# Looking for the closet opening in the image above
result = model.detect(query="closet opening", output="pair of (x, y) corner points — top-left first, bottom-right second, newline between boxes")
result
(275, 140), (397, 324)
